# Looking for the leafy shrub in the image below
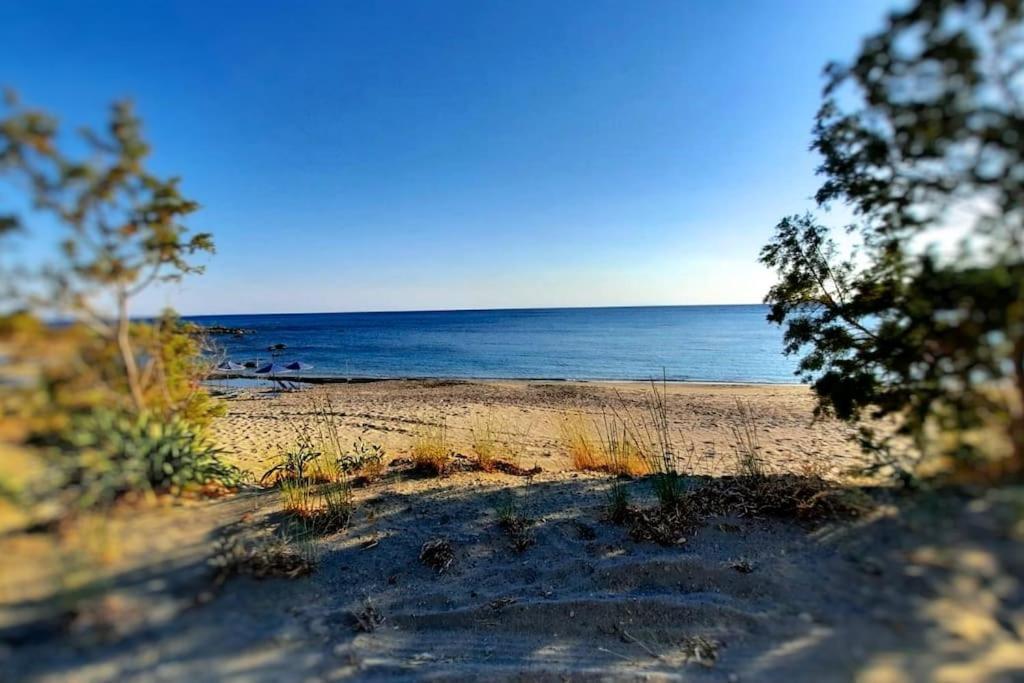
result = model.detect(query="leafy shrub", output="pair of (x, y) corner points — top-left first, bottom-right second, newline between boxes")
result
(339, 438), (386, 479)
(260, 449), (322, 487)
(34, 409), (246, 509)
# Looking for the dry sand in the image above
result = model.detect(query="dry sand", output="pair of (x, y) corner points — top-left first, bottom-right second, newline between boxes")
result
(2, 380), (1022, 682)
(208, 380), (868, 479)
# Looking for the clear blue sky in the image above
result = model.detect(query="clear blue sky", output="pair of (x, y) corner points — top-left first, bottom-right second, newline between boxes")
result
(0, 0), (896, 315)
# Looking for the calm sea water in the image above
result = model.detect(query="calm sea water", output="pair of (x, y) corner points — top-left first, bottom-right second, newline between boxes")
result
(188, 305), (800, 383)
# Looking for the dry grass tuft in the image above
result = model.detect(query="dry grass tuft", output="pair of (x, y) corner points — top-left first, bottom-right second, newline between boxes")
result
(731, 398), (767, 478)
(686, 474), (870, 522)
(419, 537), (454, 573)
(559, 412), (650, 477)
(495, 497), (534, 553)
(281, 480), (353, 535)
(559, 413), (602, 471)
(470, 415), (500, 472)
(352, 598), (385, 633)
(680, 635), (721, 667)
(411, 422), (452, 476)
(623, 499), (702, 546)
(210, 535), (316, 582)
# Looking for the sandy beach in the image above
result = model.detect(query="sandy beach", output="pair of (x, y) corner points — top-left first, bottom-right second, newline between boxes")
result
(3, 380), (1021, 682)
(209, 380), (867, 480)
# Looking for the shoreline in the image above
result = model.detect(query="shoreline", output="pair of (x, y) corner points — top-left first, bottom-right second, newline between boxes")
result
(209, 372), (807, 388)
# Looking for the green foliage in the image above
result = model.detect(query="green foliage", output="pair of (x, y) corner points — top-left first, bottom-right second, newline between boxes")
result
(651, 472), (684, 509)
(34, 409), (246, 509)
(760, 0), (1024, 480)
(0, 92), (214, 412)
(605, 481), (631, 524)
(339, 438), (385, 476)
(135, 310), (225, 428)
(261, 449), (322, 487)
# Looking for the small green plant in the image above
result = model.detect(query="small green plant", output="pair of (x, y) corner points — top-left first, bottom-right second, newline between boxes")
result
(339, 438), (386, 479)
(260, 449), (322, 487)
(411, 421), (451, 475)
(280, 479), (352, 535)
(494, 495), (534, 552)
(651, 472), (685, 509)
(605, 481), (631, 524)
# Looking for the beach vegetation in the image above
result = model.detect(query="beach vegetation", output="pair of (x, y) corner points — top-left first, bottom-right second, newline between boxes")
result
(419, 537), (455, 573)
(28, 408), (246, 510)
(559, 412), (650, 477)
(0, 93), (215, 415)
(612, 382), (696, 503)
(760, 0), (1024, 483)
(352, 598), (385, 633)
(470, 414), (500, 472)
(730, 399), (766, 479)
(0, 96), (233, 515)
(494, 495), (534, 553)
(411, 421), (452, 475)
(339, 438), (386, 481)
(605, 481), (631, 524)
(261, 450), (323, 487)
(280, 476), (352, 535)
(209, 533), (317, 583)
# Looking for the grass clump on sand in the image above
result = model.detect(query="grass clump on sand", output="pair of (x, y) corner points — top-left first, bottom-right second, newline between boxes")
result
(470, 415), (501, 472)
(280, 480), (353, 535)
(209, 534), (317, 583)
(680, 635), (721, 667)
(605, 481), (632, 524)
(731, 398), (766, 478)
(339, 438), (386, 482)
(470, 414), (539, 475)
(411, 422), (453, 475)
(602, 393), (871, 545)
(352, 598), (385, 633)
(494, 496), (535, 553)
(419, 537), (455, 573)
(263, 390), (375, 487)
(559, 413), (650, 477)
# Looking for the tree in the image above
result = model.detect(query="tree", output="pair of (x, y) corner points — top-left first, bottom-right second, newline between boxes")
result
(0, 92), (214, 412)
(761, 0), (1024, 480)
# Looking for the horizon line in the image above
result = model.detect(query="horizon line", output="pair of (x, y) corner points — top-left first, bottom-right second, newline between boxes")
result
(181, 301), (768, 318)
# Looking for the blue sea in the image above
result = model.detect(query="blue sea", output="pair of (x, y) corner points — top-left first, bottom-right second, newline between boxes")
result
(188, 305), (800, 384)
